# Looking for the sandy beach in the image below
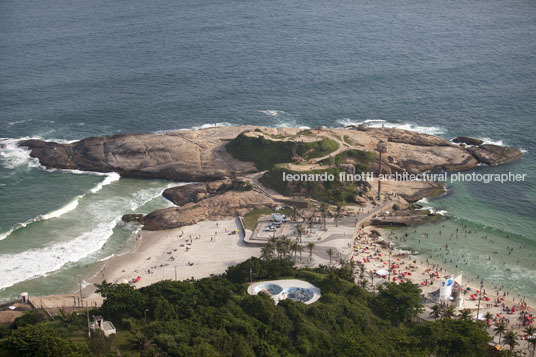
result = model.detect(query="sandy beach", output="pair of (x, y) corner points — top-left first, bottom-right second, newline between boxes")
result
(86, 218), (260, 297)
(351, 224), (535, 348)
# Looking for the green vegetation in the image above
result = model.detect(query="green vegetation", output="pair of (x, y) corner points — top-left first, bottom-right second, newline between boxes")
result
(319, 149), (375, 172)
(343, 135), (353, 145)
(226, 133), (338, 170)
(296, 129), (314, 136)
(0, 258), (495, 356)
(260, 167), (361, 205)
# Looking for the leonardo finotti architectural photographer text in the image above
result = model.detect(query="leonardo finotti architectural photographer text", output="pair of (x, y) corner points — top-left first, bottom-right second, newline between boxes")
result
(282, 171), (527, 184)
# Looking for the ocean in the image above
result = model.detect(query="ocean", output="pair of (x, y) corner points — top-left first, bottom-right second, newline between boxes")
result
(1, 0), (535, 301)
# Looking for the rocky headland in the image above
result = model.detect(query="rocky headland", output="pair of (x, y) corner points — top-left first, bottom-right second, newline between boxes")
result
(20, 126), (523, 230)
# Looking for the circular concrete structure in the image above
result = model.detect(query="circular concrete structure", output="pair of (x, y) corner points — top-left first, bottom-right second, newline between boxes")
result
(247, 279), (321, 305)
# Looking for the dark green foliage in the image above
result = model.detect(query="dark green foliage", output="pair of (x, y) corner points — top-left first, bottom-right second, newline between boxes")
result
(260, 167), (361, 204)
(0, 258), (496, 357)
(4, 324), (89, 357)
(10, 309), (48, 329)
(409, 319), (491, 356)
(226, 133), (338, 170)
(225, 257), (295, 284)
(95, 281), (148, 322)
(374, 281), (424, 326)
(319, 149), (375, 170)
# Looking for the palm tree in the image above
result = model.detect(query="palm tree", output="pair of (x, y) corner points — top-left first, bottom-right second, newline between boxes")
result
(485, 312), (493, 322)
(368, 271), (375, 289)
(528, 336), (536, 357)
(296, 224), (304, 244)
(320, 203), (328, 229)
(430, 304), (441, 319)
(334, 204), (343, 227)
(129, 327), (154, 357)
(524, 326), (536, 357)
(494, 322), (507, 345)
(291, 206), (301, 222)
(503, 330), (518, 351)
(442, 306), (455, 319)
(459, 309), (472, 321)
(296, 244), (304, 262)
(260, 246), (273, 261)
(56, 308), (77, 327)
(529, 338), (536, 357)
(326, 248), (335, 264)
(307, 242), (315, 262)
(307, 216), (314, 231)
(290, 241), (299, 261)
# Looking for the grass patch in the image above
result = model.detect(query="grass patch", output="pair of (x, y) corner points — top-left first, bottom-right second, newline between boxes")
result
(343, 135), (353, 145)
(319, 149), (375, 173)
(226, 133), (338, 170)
(260, 167), (362, 205)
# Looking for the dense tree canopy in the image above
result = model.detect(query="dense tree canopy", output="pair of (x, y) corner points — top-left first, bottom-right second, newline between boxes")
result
(0, 258), (495, 356)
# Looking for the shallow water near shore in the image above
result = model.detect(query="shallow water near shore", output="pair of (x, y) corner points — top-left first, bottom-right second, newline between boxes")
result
(1, 0), (535, 301)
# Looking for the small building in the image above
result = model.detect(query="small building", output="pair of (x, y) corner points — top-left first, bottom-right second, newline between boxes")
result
(90, 315), (116, 337)
(271, 214), (288, 223)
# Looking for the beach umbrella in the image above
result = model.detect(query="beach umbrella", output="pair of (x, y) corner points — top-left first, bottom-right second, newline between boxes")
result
(512, 307), (517, 312)
(500, 297), (505, 301)
(393, 277), (398, 281)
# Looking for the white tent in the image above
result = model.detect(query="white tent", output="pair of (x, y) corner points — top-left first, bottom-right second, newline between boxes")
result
(376, 269), (389, 276)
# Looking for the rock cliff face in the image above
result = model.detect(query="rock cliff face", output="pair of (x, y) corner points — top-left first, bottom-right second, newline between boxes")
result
(141, 190), (276, 230)
(466, 144), (523, 166)
(162, 178), (252, 206)
(20, 127), (257, 181)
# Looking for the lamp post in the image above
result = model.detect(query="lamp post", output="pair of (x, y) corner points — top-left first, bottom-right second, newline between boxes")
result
(476, 278), (484, 322)
(388, 244), (392, 282)
(376, 141), (387, 201)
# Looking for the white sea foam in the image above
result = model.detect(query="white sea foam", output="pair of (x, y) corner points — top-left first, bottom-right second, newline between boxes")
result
(480, 137), (504, 146)
(0, 137), (42, 169)
(0, 220), (118, 290)
(337, 119), (446, 135)
(90, 172), (121, 193)
(0, 172), (121, 241)
(190, 122), (234, 130)
(259, 110), (284, 117)
(7, 119), (32, 127)
(0, 182), (171, 290)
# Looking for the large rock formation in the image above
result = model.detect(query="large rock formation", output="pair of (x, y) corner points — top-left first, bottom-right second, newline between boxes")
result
(163, 177), (252, 206)
(141, 190), (276, 230)
(20, 127), (257, 181)
(466, 144), (523, 166)
(20, 126), (523, 180)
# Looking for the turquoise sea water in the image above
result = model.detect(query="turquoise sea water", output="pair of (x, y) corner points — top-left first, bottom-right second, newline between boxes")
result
(1, 0), (535, 301)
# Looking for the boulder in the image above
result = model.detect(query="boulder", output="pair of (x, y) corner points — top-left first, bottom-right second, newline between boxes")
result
(162, 178), (253, 206)
(453, 136), (484, 146)
(141, 190), (276, 230)
(467, 144), (523, 166)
